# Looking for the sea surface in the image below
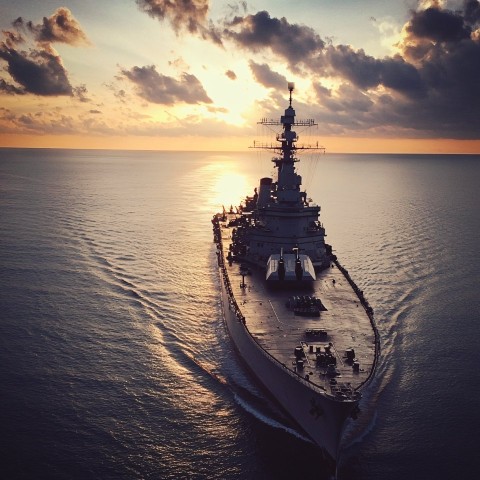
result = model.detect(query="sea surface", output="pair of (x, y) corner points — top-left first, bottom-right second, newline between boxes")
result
(1, 148), (479, 480)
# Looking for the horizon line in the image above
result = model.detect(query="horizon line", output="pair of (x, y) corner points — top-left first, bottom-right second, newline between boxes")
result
(1, 146), (479, 156)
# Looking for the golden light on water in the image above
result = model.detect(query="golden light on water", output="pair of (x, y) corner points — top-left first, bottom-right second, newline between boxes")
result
(212, 169), (250, 209)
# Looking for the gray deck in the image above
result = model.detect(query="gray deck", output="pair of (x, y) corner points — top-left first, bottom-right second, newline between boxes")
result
(220, 218), (377, 393)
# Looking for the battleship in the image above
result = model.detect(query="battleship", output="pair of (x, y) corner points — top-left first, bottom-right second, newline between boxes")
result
(212, 83), (379, 468)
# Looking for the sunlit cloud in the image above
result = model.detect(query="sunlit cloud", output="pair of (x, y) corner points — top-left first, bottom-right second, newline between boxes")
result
(0, 1), (479, 150)
(0, 7), (90, 97)
(21, 7), (91, 46)
(219, 1), (480, 140)
(249, 61), (287, 89)
(120, 65), (212, 105)
(136, 0), (222, 44)
(370, 16), (403, 54)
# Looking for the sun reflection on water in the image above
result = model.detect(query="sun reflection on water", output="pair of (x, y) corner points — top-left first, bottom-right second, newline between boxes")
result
(211, 168), (250, 210)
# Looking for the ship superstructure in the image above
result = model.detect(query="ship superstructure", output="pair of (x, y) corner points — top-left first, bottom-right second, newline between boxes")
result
(228, 83), (330, 272)
(212, 84), (379, 467)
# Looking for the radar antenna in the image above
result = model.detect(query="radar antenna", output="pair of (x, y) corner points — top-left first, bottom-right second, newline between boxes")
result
(288, 82), (295, 107)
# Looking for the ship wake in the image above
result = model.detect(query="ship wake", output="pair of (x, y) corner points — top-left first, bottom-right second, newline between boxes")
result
(233, 390), (312, 444)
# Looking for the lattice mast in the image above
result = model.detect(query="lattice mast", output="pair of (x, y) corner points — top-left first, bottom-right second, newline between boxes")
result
(252, 83), (324, 201)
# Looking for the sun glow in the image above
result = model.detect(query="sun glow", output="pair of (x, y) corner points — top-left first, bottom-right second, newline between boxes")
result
(212, 169), (250, 209)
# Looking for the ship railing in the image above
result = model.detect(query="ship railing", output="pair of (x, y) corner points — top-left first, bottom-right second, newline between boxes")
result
(257, 118), (317, 126)
(213, 214), (352, 401)
(331, 256), (381, 390)
(250, 141), (324, 152)
(250, 142), (282, 151)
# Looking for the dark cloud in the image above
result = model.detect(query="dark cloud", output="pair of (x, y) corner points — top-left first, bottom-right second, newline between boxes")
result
(225, 69), (236, 80)
(326, 45), (382, 89)
(12, 17), (24, 29)
(378, 55), (426, 98)
(0, 78), (25, 94)
(224, 11), (325, 69)
(221, 3), (479, 139)
(464, 0), (480, 25)
(323, 45), (426, 99)
(136, 0), (221, 43)
(25, 7), (90, 46)
(407, 6), (471, 42)
(383, 2), (480, 138)
(313, 83), (374, 127)
(223, 10), (425, 99)
(121, 65), (212, 105)
(315, 31), (480, 140)
(249, 61), (286, 89)
(0, 8), (89, 97)
(0, 46), (72, 96)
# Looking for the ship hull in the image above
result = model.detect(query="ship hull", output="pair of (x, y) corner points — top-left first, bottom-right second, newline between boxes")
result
(219, 266), (358, 461)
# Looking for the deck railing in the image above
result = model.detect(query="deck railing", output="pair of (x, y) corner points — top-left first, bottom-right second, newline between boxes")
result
(331, 258), (381, 390)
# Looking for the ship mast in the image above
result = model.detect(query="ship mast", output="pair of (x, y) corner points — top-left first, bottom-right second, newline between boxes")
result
(253, 83), (324, 204)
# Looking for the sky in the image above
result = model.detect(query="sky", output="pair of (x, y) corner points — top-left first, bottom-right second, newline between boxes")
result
(0, 0), (479, 153)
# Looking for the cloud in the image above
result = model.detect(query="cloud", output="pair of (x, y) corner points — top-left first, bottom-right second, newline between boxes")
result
(325, 46), (426, 98)
(379, 55), (425, 97)
(223, 10), (426, 99)
(2, 1), (478, 142)
(384, 1), (480, 138)
(0, 8), (89, 97)
(0, 78), (25, 95)
(136, 0), (208, 32)
(1, 29), (24, 48)
(325, 45), (382, 89)
(0, 107), (76, 135)
(0, 89), (234, 139)
(407, 5), (471, 42)
(464, 0), (480, 25)
(207, 105), (228, 114)
(136, 0), (221, 43)
(399, 3), (478, 62)
(0, 46), (73, 96)
(248, 61), (286, 89)
(221, 3), (480, 140)
(21, 7), (91, 46)
(73, 84), (90, 102)
(223, 11), (325, 70)
(120, 65), (212, 105)
(131, 1), (478, 139)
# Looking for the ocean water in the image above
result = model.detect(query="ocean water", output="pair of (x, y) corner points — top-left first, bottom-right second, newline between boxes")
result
(1, 148), (479, 479)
